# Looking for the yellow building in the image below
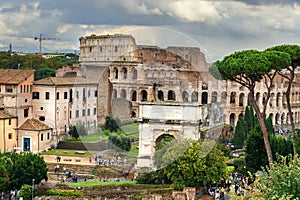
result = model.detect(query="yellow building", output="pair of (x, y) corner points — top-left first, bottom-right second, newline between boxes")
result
(0, 109), (17, 153)
(15, 118), (53, 153)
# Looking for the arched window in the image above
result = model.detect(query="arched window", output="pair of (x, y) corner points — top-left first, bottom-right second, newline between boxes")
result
(275, 113), (279, 124)
(239, 93), (245, 106)
(158, 90), (164, 101)
(141, 90), (148, 101)
(230, 113), (235, 126)
(281, 113), (285, 124)
(191, 91), (198, 102)
(131, 90), (137, 101)
(276, 92), (280, 107)
(168, 90), (176, 101)
(256, 92), (260, 102)
(122, 68), (127, 79)
(201, 92), (208, 104)
(211, 91), (218, 103)
(230, 92), (236, 104)
(182, 91), (189, 102)
(113, 68), (118, 79)
(121, 89), (126, 99)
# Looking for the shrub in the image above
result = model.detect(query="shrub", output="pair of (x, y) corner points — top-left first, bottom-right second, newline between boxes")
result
(45, 189), (82, 197)
(19, 184), (35, 200)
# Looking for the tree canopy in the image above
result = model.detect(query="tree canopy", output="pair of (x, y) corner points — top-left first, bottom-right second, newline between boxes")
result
(154, 139), (227, 190)
(0, 153), (47, 191)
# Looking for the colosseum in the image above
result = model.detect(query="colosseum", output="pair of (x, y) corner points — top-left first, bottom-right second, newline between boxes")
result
(76, 33), (300, 129)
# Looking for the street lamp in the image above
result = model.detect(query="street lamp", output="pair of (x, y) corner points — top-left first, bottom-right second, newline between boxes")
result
(32, 179), (35, 200)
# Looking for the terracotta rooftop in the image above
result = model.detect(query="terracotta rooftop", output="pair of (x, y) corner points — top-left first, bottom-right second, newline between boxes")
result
(0, 109), (17, 119)
(0, 69), (34, 84)
(17, 118), (52, 131)
(34, 76), (97, 86)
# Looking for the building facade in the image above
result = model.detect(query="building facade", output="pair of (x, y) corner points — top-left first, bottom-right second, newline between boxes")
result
(32, 76), (98, 144)
(0, 109), (17, 153)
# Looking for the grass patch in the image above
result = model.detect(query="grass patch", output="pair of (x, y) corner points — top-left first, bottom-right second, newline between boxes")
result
(64, 132), (108, 143)
(68, 180), (137, 188)
(41, 149), (92, 157)
(120, 123), (138, 135)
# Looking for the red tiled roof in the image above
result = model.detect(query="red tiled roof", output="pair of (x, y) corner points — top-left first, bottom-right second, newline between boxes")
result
(17, 118), (52, 131)
(0, 69), (34, 84)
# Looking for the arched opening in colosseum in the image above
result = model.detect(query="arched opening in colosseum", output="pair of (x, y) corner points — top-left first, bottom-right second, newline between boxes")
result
(131, 90), (137, 101)
(221, 92), (227, 103)
(269, 93), (275, 107)
(239, 93), (245, 106)
(158, 90), (164, 101)
(113, 68), (118, 79)
(275, 113), (279, 124)
(230, 113), (235, 126)
(191, 91), (198, 102)
(286, 113), (290, 124)
(269, 113), (273, 123)
(230, 92), (236, 104)
(141, 90), (148, 102)
(282, 92), (287, 106)
(121, 89), (126, 99)
(112, 89), (117, 99)
(168, 90), (176, 101)
(201, 92), (208, 104)
(281, 113), (285, 124)
(211, 91), (218, 103)
(122, 68), (127, 79)
(255, 92), (260, 102)
(238, 113), (243, 118)
(276, 92), (280, 107)
(131, 68), (137, 79)
(182, 91), (189, 102)
(69, 89), (73, 103)
(262, 92), (267, 105)
(131, 111), (136, 118)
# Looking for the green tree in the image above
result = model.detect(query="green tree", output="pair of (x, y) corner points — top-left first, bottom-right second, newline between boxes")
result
(245, 125), (268, 173)
(232, 117), (246, 149)
(156, 139), (227, 190)
(34, 67), (56, 80)
(68, 125), (79, 138)
(211, 49), (291, 170)
(5, 153), (47, 190)
(244, 106), (257, 135)
(266, 44), (300, 156)
(107, 133), (131, 151)
(0, 155), (12, 191)
(19, 184), (35, 200)
(252, 154), (300, 199)
(104, 115), (120, 132)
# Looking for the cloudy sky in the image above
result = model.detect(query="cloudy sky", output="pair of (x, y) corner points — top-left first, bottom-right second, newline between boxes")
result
(0, 0), (300, 62)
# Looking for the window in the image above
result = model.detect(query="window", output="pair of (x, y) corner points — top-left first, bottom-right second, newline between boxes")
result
(20, 85), (23, 93)
(24, 108), (28, 117)
(69, 111), (72, 118)
(83, 88), (86, 102)
(82, 109), (86, 116)
(64, 92), (68, 99)
(40, 107), (43, 110)
(8, 133), (12, 139)
(6, 85), (13, 93)
(88, 89), (91, 97)
(41, 133), (43, 141)
(76, 110), (79, 118)
(87, 109), (90, 116)
(94, 90), (98, 97)
(115, 46), (118, 52)
(45, 92), (50, 100)
(56, 92), (59, 100)
(39, 116), (45, 121)
(8, 119), (11, 125)
(94, 108), (96, 115)
(32, 92), (39, 99)
(47, 132), (50, 140)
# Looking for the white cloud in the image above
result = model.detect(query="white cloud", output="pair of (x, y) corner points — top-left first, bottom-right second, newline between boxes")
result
(57, 24), (72, 34)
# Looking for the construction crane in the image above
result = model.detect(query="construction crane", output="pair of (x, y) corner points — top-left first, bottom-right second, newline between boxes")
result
(34, 34), (59, 55)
